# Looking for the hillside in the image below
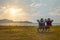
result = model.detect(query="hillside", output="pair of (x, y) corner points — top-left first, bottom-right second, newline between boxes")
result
(0, 19), (33, 23)
(0, 26), (60, 40)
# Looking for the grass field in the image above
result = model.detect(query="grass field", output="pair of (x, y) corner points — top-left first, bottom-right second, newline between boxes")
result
(0, 25), (60, 40)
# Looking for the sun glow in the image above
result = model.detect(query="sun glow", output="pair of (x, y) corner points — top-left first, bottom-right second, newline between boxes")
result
(3, 6), (26, 21)
(7, 7), (23, 20)
(9, 8), (17, 14)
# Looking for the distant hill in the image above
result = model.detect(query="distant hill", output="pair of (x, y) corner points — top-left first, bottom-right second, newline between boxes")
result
(0, 19), (13, 23)
(15, 21), (33, 23)
(0, 19), (33, 23)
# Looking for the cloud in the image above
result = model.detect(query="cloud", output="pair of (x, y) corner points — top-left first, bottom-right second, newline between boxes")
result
(0, 0), (60, 23)
(49, 7), (60, 23)
(30, 2), (41, 8)
(49, 7), (60, 16)
(30, 2), (47, 8)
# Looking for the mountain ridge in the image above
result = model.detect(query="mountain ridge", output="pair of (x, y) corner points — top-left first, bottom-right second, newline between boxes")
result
(0, 19), (33, 23)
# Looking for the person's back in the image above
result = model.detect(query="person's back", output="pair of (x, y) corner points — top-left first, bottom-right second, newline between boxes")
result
(45, 18), (53, 31)
(39, 20), (45, 27)
(39, 18), (45, 31)
(47, 20), (52, 26)
(37, 18), (45, 32)
(46, 18), (53, 26)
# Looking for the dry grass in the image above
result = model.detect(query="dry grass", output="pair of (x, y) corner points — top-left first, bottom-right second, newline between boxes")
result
(0, 26), (60, 40)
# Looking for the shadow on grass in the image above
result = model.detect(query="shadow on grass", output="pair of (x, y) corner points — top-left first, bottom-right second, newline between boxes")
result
(37, 31), (57, 35)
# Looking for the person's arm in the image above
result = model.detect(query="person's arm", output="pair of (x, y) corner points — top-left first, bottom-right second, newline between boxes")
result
(51, 20), (53, 22)
(37, 20), (39, 22)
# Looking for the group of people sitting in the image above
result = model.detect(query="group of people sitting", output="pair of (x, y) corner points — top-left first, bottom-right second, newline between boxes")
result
(37, 18), (53, 32)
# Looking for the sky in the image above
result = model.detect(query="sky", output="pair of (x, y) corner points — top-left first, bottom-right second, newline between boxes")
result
(0, 0), (60, 23)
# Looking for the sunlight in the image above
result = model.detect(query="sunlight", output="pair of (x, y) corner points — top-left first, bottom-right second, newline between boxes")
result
(9, 8), (17, 14)
(3, 7), (23, 21)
